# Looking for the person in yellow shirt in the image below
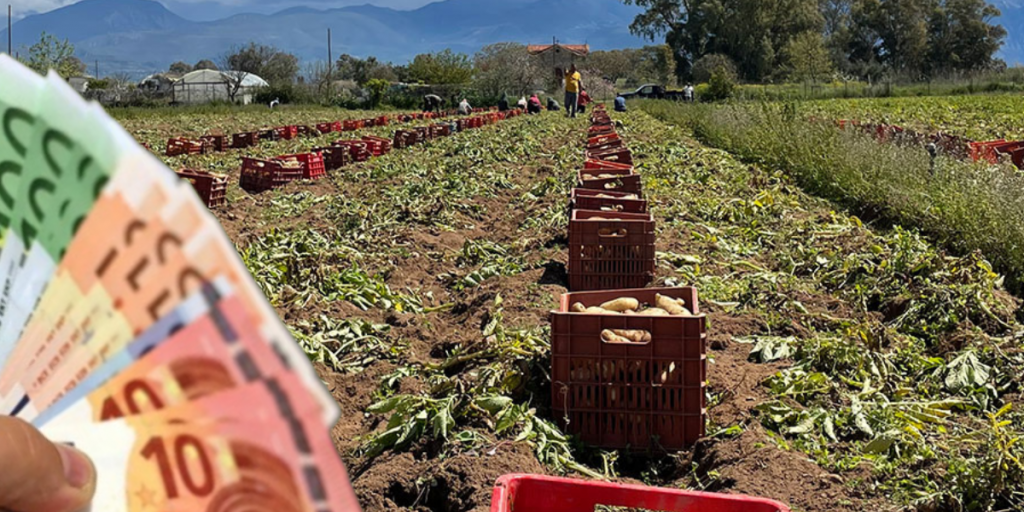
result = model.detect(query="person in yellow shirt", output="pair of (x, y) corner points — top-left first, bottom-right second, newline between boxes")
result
(564, 63), (583, 118)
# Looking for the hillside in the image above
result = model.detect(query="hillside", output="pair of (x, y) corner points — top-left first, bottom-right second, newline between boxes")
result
(0, 0), (648, 77)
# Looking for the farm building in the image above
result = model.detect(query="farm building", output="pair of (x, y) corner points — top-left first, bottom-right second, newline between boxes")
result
(528, 42), (589, 92)
(171, 69), (269, 105)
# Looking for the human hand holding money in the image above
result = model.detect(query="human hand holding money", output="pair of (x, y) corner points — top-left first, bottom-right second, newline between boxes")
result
(0, 52), (360, 512)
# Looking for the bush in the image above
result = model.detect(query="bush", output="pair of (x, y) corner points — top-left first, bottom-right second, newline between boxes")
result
(253, 83), (308, 105)
(641, 100), (1024, 291)
(704, 66), (737, 102)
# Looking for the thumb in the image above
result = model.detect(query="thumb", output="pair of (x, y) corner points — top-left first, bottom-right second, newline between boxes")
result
(0, 417), (95, 512)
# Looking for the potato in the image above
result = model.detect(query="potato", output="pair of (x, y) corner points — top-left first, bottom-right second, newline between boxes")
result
(571, 302), (619, 315)
(656, 294), (694, 316)
(600, 297), (639, 312)
(639, 307), (670, 316)
(602, 329), (650, 344)
(601, 329), (631, 344)
(571, 302), (587, 313)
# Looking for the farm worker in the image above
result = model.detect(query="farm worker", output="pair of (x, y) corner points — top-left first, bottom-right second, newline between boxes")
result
(423, 94), (444, 113)
(547, 97), (561, 111)
(527, 94), (542, 114)
(614, 93), (627, 112)
(564, 63), (583, 118)
(269, 97), (280, 109)
(685, 84), (695, 103)
(498, 93), (510, 112)
(517, 96), (528, 110)
(577, 89), (592, 113)
(0, 416), (97, 512)
(458, 98), (472, 115)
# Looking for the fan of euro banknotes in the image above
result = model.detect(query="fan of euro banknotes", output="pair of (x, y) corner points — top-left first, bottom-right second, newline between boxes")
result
(0, 55), (360, 511)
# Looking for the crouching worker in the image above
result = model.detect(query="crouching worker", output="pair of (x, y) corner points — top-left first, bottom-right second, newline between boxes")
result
(458, 98), (472, 115)
(527, 94), (542, 114)
(423, 94), (444, 113)
(614, 93), (627, 112)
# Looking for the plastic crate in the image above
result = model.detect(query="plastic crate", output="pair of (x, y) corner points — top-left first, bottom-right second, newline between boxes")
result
(415, 126), (432, 141)
(296, 125), (315, 137)
(551, 287), (706, 450)
(232, 132), (260, 149)
(568, 209), (655, 292)
(176, 168), (228, 208)
(276, 152), (326, 180)
(361, 135), (392, 156)
(314, 122), (335, 134)
(490, 475), (790, 512)
(578, 169), (643, 196)
(314, 146), (350, 170)
(393, 129), (421, 149)
(199, 134), (227, 152)
(166, 137), (205, 157)
(588, 124), (615, 137)
(430, 123), (451, 138)
(342, 120), (360, 132)
(587, 147), (634, 166)
(584, 158), (633, 173)
(570, 188), (648, 214)
(587, 132), (621, 148)
(334, 140), (371, 162)
(240, 157), (303, 193)
(375, 116), (389, 126)
(274, 125), (298, 140)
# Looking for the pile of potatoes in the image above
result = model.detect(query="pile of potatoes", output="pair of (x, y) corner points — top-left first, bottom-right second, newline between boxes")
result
(277, 157), (303, 169)
(570, 295), (694, 317)
(582, 173), (625, 181)
(569, 295), (696, 345)
(593, 193), (639, 200)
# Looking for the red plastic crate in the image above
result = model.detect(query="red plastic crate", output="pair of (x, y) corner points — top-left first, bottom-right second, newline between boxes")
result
(587, 132), (621, 148)
(578, 169), (643, 196)
(166, 137), (205, 156)
(342, 120), (360, 132)
(313, 146), (350, 170)
(568, 209), (655, 291)
(429, 123), (451, 138)
(199, 134), (227, 152)
(551, 287), (706, 450)
(176, 168), (228, 208)
(232, 132), (260, 148)
(274, 125), (298, 140)
(276, 152), (326, 180)
(317, 121), (342, 134)
(375, 116), (389, 126)
(570, 188), (648, 214)
(587, 147), (634, 166)
(361, 135), (392, 156)
(589, 124), (615, 136)
(584, 159), (633, 172)
(393, 129), (420, 149)
(415, 126), (432, 141)
(240, 157), (303, 193)
(490, 475), (790, 512)
(334, 140), (371, 162)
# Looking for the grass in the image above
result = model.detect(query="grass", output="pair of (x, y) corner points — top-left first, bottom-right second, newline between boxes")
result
(640, 99), (1024, 293)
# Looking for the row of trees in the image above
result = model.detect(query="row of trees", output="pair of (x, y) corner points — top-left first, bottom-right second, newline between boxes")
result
(623, 0), (1008, 82)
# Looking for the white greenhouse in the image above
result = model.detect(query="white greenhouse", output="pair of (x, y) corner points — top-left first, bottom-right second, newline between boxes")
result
(171, 69), (269, 105)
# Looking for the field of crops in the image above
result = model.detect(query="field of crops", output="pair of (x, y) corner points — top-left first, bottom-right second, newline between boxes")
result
(113, 104), (1024, 512)
(800, 93), (1024, 141)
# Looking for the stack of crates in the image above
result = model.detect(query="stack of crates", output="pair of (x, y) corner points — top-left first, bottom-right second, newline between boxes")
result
(334, 140), (371, 162)
(314, 146), (351, 171)
(552, 106), (706, 453)
(394, 129), (421, 149)
(239, 157), (303, 193)
(176, 168), (228, 208)
(361, 135), (392, 156)
(166, 137), (205, 157)
(317, 121), (342, 134)
(275, 152), (326, 180)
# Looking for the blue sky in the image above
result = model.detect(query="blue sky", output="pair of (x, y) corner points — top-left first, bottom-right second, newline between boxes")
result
(11, 0), (438, 20)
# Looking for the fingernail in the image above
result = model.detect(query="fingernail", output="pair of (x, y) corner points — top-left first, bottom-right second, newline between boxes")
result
(56, 443), (94, 489)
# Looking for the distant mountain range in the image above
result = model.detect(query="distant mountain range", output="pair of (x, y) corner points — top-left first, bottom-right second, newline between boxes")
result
(0, 0), (649, 77)
(0, 0), (1019, 78)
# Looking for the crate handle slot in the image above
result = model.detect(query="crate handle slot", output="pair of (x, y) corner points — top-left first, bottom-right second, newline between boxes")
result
(601, 329), (651, 345)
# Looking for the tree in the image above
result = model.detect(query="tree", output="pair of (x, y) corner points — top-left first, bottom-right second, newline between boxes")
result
(169, 61), (192, 74)
(473, 42), (542, 99)
(365, 78), (389, 107)
(223, 42), (298, 85)
(335, 54), (396, 85)
(926, 0), (1006, 75)
(25, 32), (84, 78)
(692, 54), (738, 83)
(783, 31), (834, 81)
(194, 59), (218, 70)
(407, 49), (473, 85)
